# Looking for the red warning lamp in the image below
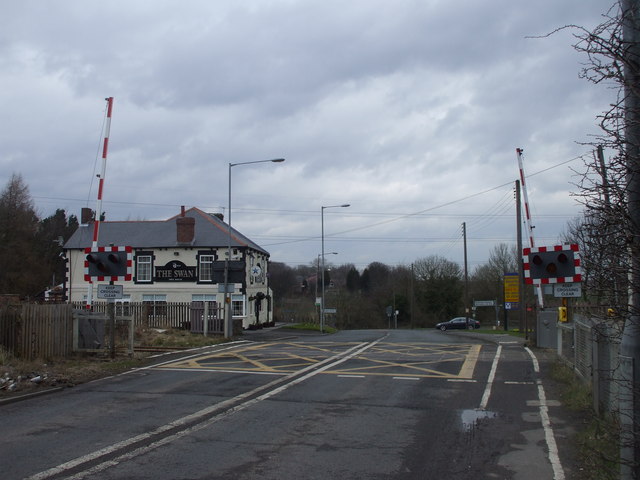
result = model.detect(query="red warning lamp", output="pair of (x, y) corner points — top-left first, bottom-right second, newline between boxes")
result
(84, 246), (132, 281)
(523, 244), (581, 285)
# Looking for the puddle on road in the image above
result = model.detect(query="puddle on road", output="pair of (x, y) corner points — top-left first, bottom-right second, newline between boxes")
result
(460, 409), (498, 431)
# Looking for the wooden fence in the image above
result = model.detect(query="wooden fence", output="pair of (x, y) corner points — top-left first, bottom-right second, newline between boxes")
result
(0, 302), (231, 360)
(0, 304), (74, 360)
(71, 302), (196, 329)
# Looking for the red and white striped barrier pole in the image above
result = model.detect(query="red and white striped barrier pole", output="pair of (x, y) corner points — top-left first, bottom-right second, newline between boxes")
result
(516, 148), (544, 308)
(86, 97), (114, 309)
(516, 148), (535, 249)
(92, 96), (113, 247)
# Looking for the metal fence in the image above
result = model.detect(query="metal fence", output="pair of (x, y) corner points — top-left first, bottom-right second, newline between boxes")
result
(189, 301), (225, 334)
(557, 314), (624, 415)
(71, 302), (196, 329)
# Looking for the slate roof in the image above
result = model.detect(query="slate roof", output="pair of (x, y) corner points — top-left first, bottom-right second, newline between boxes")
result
(64, 207), (269, 255)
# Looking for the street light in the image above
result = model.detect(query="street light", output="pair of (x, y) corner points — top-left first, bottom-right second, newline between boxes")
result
(224, 158), (285, 338)
(321, 204), (350, 333)
(316, 252), (337, 324)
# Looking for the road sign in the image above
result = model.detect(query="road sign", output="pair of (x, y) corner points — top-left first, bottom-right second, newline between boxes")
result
(504, 273), (520, 303)
(97, 284), (123, 299)
(554, 283), (582, 298)
(474, 300), (495, 307)
(218, 284), (235, 293)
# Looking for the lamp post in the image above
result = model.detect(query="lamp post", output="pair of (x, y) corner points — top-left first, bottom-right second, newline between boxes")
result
(316, 252), (337, 324)
(321, 204), (349, 333)
(224, 158), (285, 338)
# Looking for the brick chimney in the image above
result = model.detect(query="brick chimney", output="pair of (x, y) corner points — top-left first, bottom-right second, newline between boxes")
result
(176, 206), (195, 244)
(81, 207), (94, 224)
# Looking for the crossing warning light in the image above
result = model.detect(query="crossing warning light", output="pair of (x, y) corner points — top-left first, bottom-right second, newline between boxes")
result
(84, 246), (132, 281)
(523, 244), (581, 285)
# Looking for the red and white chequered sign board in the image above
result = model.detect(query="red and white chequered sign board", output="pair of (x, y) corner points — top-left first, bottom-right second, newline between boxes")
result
(522, 244), (582, 285)
(84, 245), (133, 282)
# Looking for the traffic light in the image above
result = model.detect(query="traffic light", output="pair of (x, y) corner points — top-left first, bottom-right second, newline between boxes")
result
(84, 246), (132, 281)
(523, 244), (581, 285)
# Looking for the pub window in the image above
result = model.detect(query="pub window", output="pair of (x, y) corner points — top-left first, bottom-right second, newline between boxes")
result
(231, 294), (245, 318)
(143, 294), (166, 323)
(136, 254), (153, 283)
(199, 254), (214, 282)
(115, 295), (131, 316)
(192, 294), (217, 302)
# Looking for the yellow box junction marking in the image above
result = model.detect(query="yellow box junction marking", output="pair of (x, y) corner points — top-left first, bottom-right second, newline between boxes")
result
(156, 341), (482, 379)
(158, 342), (361, 374)
(325, 343), (482, 379)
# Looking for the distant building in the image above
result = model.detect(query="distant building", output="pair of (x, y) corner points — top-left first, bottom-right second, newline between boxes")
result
(63, 206), (273, 329)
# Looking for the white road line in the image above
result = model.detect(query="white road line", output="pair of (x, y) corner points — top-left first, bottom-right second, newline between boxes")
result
(504, 381), (535, 385)
(525, 346), (565, 480)
(393, 376), (420, 381)
(155, 367), (287, 376)
(25, 337), (385, 480)
(479, 345), (501, 410)
(338, 375), (365, 378)
(448, 379), (477, 383)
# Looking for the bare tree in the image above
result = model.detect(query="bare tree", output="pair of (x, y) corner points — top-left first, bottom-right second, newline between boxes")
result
(564, 2), (636, 320)
(413, 255), (463, 324)
(563, 2), (640, 475)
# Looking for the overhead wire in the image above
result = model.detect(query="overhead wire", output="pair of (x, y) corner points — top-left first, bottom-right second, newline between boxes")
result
(40, 152), (584, 251)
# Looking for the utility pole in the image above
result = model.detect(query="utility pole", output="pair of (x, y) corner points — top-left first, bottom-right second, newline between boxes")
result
(620, 1), (640, 477)
(463, 222), (469, 317)
(410, 263), (415, 328)
(516, 180), (525, 337)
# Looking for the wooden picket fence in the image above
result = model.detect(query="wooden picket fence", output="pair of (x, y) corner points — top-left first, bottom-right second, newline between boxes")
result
(0, 303), (74, 360)
(71, 302), (204, 330)
(0, 302), (234, 360)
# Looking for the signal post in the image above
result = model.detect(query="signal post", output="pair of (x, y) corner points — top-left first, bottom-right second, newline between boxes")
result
(84, 245), (132, 358)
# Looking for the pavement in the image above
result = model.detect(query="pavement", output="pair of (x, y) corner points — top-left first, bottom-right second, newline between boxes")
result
(448, 329), (587, 480)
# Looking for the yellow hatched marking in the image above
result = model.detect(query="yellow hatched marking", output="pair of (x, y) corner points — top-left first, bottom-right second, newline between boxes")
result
(233, 353), (274, 372)
(155, 341), (483, 379)
(326, 343), (482, 379)
(327, 357), (460, 378)
(157, 341), (358, 372)
(458, 344), (481, 379)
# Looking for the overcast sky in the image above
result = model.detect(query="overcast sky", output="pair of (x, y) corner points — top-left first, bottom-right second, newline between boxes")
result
(1, 1), (614, 270)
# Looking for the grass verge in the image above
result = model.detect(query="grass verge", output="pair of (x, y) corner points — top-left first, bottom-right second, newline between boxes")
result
(475, 328), (530, 338)
(0, 328), (228, 398)
(551, 361), (619, 480)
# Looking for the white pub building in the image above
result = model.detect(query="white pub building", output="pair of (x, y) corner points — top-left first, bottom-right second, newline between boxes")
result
(63, 206), (274, 330)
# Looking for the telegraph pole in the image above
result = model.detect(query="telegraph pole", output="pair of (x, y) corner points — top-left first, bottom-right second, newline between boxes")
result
(463, 222), (469, 317)
(516, 180), (525, 337)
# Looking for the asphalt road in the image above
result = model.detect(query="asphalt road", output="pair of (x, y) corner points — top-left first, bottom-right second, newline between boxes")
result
(1, 328), (578, 479)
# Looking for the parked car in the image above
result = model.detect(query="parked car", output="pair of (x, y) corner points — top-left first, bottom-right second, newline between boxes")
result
(435, 317), (480, 331)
